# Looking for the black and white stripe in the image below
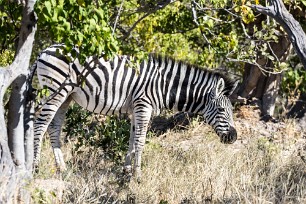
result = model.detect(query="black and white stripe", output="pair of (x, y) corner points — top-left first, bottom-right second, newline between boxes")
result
(33, 44), (238, 175)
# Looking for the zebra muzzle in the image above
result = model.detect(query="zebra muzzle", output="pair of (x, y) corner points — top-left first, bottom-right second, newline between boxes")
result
(220, 126), (237, 144)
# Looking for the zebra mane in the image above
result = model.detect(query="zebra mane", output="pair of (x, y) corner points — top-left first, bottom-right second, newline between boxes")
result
(150, 53), (237, 96)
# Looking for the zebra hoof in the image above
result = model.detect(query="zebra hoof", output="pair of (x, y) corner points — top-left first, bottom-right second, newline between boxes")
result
(59, 164), (67, 172)
(34, 166), (40, 174)
(136, 176), (142, 184)
(56, 165), (65, 172)
(120, 166), (132, 183)
(123, 165), (132, 175)
(33, 161), (40, 174)
(133, 168), (142, 183)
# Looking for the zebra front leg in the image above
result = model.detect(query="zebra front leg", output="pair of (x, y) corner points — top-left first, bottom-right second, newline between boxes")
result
(47, 97), (72, 173)
(133, 106), (152, 180)
(124, 123), (135, 175)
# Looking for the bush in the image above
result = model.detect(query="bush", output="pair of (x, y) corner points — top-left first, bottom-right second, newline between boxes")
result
(0, 50), (14, 66)
(281, 67), (306, 97)
(63, 104), (130, 162)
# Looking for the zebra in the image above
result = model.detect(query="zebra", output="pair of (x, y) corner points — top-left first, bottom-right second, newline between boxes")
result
(33, 44), (238, 177)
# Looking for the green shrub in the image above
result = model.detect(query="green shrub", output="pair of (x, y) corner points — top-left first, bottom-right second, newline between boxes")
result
(63, 104), (130, 162)
(0, 50), (14, 66)
(63, 103), (92, 141)
(281, 67), (306, 97)
(94, 115), (130, 161)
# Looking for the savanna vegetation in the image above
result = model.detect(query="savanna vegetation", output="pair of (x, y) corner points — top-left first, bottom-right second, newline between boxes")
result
(1, 0), (306, 203)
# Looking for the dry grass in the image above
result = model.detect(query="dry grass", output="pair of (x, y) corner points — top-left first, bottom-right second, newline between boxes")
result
(32, 119), (306, 203)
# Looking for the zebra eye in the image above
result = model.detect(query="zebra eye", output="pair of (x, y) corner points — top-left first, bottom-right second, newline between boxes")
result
(218, 107), (225, 112)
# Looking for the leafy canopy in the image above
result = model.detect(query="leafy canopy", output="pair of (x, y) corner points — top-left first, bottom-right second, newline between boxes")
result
(35, 0), (118, 62)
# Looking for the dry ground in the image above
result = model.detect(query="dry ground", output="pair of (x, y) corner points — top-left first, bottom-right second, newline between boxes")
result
(32, 106), (306, 203)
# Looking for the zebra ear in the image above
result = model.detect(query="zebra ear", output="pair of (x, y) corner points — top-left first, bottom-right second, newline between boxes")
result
(214, 78), (225, 97)
(228, 80), (239, 96)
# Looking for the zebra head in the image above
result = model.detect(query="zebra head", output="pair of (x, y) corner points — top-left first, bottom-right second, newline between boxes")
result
(202, 77), (238, 144)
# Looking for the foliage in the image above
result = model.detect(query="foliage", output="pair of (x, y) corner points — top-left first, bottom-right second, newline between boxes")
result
(1, 0), (306, 78)
(118, 1), (201, 63)
(63, 103), (91, 140)
(63, 104), (130, 162)
(0, 50), (14, 67)
(94, 115), (130, 161)
(0, 0), (19, 68)
(114, 0), (291, 75)
(32, 188), (53, 204)
(0, 49), (14, 106)
(35, 0), (118, 62)
(0, 0), (22, 52)
(2, 0), (303, 77)
(281, 66), (306, 97)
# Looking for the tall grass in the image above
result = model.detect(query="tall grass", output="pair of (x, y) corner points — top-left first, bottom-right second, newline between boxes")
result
(33, 122), (306, 203)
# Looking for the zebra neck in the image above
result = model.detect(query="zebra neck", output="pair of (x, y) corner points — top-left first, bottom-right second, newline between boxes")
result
(147, 56), (217, 114)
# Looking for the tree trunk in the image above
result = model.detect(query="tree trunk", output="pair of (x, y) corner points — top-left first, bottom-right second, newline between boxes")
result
(238, 64), (262, 98)
(237, 26), (291, 118)
(8, 75), (27, 171)
(0, 95), (17, 203)
(24, 76), (35, 172)
(261, 73), (282, 116)
(0, 0), (37, 202)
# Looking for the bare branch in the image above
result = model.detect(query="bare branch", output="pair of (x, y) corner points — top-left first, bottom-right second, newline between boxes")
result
(267, 42), (280, 62)
(121, 12), (152, 40)
(225, 57), (288, 75)
(191, 1), (212, 49)
(240, 20), (251, 39)
(112, 0), (125, 36)
(249, 4), (273, 17)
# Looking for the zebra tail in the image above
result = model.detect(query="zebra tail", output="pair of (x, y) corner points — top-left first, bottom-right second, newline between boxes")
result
(27, 55), (41, 108)
(29, 56), (39, 84)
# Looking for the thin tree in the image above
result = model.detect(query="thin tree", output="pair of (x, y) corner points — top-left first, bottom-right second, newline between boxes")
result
(0, 0), (37, 202)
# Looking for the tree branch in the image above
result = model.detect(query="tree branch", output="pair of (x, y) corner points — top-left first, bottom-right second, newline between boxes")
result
(7, 0), (37, 173)
(250, 0), (306, 69)
(191, 0), (211, 48)
(112, 0), (125, 36)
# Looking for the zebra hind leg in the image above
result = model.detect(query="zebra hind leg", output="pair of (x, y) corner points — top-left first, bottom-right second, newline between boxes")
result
(33, 92), (71, 172)
(47, 96), (72, 173)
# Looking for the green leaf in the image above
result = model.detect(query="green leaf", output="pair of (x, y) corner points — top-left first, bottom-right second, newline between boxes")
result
(50, 0), (56, 7)
(63, 21), (71, 31)
(44, 1), (52, 16)
(52, 7), (59, 22)
(207, 19), (214, 28)
(95, 8), (104, 20)
(77, 31), (84, 44)
(77, 0), (85, 7)
(58, 0), (64, 7)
